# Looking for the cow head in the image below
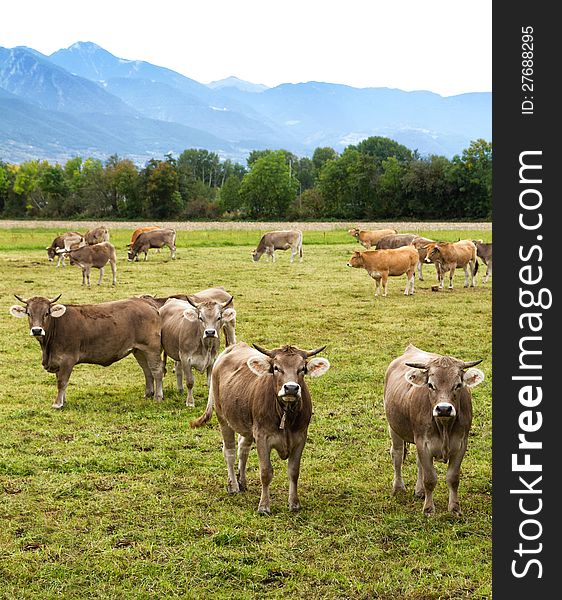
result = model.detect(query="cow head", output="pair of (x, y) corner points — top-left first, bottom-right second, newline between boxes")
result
(404, 356), (484, 421)
(251, 249), (262, 262)
(348, 228), (360, 238)
(346, 251), (364, 268)
(10, 295), (66, 337)
(182, 296), (236, 342)
(423, 243), (441, 264)
(247, 344), (330, 401)
(46, 246), (57, 261)
(127, 247), (138, 261)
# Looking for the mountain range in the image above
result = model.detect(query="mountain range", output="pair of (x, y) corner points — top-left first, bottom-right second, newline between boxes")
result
(0, 42), (491, 165)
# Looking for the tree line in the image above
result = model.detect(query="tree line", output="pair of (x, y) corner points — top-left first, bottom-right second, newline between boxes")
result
(0, 137), (491, 221)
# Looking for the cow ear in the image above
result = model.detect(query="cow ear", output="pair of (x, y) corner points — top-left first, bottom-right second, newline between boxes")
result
(50, 304), (66, 318)
(9, 305), (27, 318)
(222, 307), (236, 322)
(306, 357), (330, 378)
(463, 367), (485, 388)
(247, 355), (271, 376)
(405, 368), (427, 387)
(182, 307), (198, 322)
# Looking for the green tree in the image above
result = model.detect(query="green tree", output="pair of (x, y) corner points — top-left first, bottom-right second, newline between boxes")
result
(143, 159), (183, 219)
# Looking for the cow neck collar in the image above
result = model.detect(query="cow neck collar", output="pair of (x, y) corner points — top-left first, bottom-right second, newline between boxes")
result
(276, 396), (301, 430)
(434, 417), (455, 462)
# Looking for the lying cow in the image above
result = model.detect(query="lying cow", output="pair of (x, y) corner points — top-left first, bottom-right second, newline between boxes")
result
(60, 241), (117, 286)
(348, 227), (397, 249)
(251, 230), (303, 263)
(424, 240), (478, 289)
(383, 344), (484, 516)
(9, 295), (164, 408)
(191, 342), (330, 514)
(472, 240), (492, 283)
(46, 232), (85, 267)
(346, 246), (419, 296)
(84, 226), (110, 245)
(140, 286), (236, 346)
(127, 228), (176, 261)
(159, 294), (236, 406)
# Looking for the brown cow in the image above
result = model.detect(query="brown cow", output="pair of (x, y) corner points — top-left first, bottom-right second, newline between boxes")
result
(424, 240), (478, 289)
(346, 246), (419, 296)
(60, 241), (117, 286)
(190, 342), (330, 514)
(410, 236), (436, 281)
(159, 295), (237, 406)
(348, 227), (397, 249)
(127, 228), (176, 261)
(139, 287), (236, 346)
(383, 344), (484, 516)
(84, 226), (110, 245)
(9, 295), (164, 409)
(472, 240), (492, 283)
(46, 232), (85, 267)
(251, 230), (303, 263)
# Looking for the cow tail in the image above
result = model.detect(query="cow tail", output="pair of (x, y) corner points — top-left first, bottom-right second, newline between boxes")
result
(473, 259), (479, 277)
(190, 384), (214, 428)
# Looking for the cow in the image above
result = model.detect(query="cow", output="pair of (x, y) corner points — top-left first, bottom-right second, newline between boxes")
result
(46, 232), (85, 267)
(424, 240), (478, 289)
(348, 227), (398, 249)
(84, 226), (110, 245)
(374, 233), (417, 250)
(346, 246), (419, 296)
(127, 228), (176, 261)
(410, 236), (436, 281)
(140, 286), (236, 347)
(128, 226), (161, 254)
(9, 295), (164, 409)
(190, 342), (330, 514)
(383, 344), (484, 516)
(60, 241), (117, 286)
(159, 294), (237, 406)
(251, 230), (303, 263)
(472, 240), (493, 283)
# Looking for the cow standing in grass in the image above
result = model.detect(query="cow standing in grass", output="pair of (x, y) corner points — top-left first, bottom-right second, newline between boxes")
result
(348, 227), (398, 249)
(424, 240), (478, 290)
(472, 240), (493, 283)
(84, 226), (110, 245)
(127, 228), (176, 261)
(251, 230), (303, 263)
(46, 232), (85, 267)
(61, 241), (117, 286)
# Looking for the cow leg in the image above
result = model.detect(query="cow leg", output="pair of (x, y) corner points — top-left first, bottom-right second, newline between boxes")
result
(416, 444), (437, 516)
(389, 429), (406, 495)
(97, 267), (104, 286)
(182, 361), (195, 407)
(175, 360), (184, 395)
(463, 264), (470, 288)
(132, 350), (164, 400)
(255, 436), (274, 514)
(404, 270), (415, 295)
(218, 418), (239, 494)
(372, 276), (381, 296)
(382, 273), (389, 297)
(170, 244), (176, 260)
(414, 452), (425, 498)
(53, 363), (74, 409)
(237, 435), (253, 492)
(110, 261), (117, 286)
(288, 437), (306, 511)
(446, 446), (467, 516)
(448, 268), (454, 289)
(417, 261), (424, 281)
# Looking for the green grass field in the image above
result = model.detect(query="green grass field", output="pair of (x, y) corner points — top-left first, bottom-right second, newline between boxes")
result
(0, 226), (492, 599)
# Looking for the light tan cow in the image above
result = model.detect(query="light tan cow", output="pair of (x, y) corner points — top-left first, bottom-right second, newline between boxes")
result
(346, 246), (419, 296)
(424, 240), (478, 289)
(251, 230), (303, 263)
(84, 226), (110, 245)
(60, 241), (117, 286)
(410, 236), (436, 281)
(348, 227), (397, 249)
(383, 344), (484, 516)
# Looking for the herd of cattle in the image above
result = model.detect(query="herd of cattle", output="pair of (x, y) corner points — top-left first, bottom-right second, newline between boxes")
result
(8, 224), (490, 516)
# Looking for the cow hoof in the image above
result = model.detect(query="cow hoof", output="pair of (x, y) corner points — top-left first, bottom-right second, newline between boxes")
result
(185, 401), (195, 408)
(52, 403), (64, 409)
(450, 506), (462, 517)
(423, 507), (435, 517)
(289, 503), (301, 512)
(257, 506), (271, 516)
(414, 490), (425, 499)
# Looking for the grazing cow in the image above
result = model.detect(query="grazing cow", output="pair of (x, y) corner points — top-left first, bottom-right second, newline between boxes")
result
(348, 228), (397, 249)
(374, 233), (417, 250)
(383, 344), (484, 516)
(424, 240), (478, 289)
(127, 228), (176, 261)
(128, 226), (161, 254)
(60, 241), (117, 286)
(9, 295), (164, 409)
(84, 226), (110, 245)
(346, 246), (419, 296)
(251, 230), (303, 263)
(46, 232), (85, 267)
(410, 236), (436, 281)
(472, 240), (493, 283)
(190, 342), (330, 514)
(140, 286), (236, 346)
(159, 295), (237, 406)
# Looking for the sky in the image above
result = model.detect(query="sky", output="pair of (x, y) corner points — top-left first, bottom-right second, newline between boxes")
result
(1, 0), (491, 97)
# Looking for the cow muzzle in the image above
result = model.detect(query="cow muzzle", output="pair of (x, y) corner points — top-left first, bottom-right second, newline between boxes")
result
(433, 402), (456, 419)
(278, 382), (301, 399)
(203, 328), (218, 339)
(30, 327), (45, 337)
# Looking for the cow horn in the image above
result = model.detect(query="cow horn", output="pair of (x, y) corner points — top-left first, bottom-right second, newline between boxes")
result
(253, 343), (274, 357)
(186, 296), (200, 309)
(221, 295), (234, 309)
(461, 359), (483, 369)
(49, 294), (63, 303)
(14, 294), (29, 304)
(305, 345), (327, 357)
(405, 362), (428, 370)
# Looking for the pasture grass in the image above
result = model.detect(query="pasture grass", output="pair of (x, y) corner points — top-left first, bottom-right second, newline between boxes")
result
(0, 226), (492, 599)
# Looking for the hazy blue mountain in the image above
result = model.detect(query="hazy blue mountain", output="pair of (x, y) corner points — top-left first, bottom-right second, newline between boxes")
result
(0, 41), (491, 164)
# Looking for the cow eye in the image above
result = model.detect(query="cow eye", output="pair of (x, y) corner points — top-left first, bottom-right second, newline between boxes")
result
(273, 365), (281, 373)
